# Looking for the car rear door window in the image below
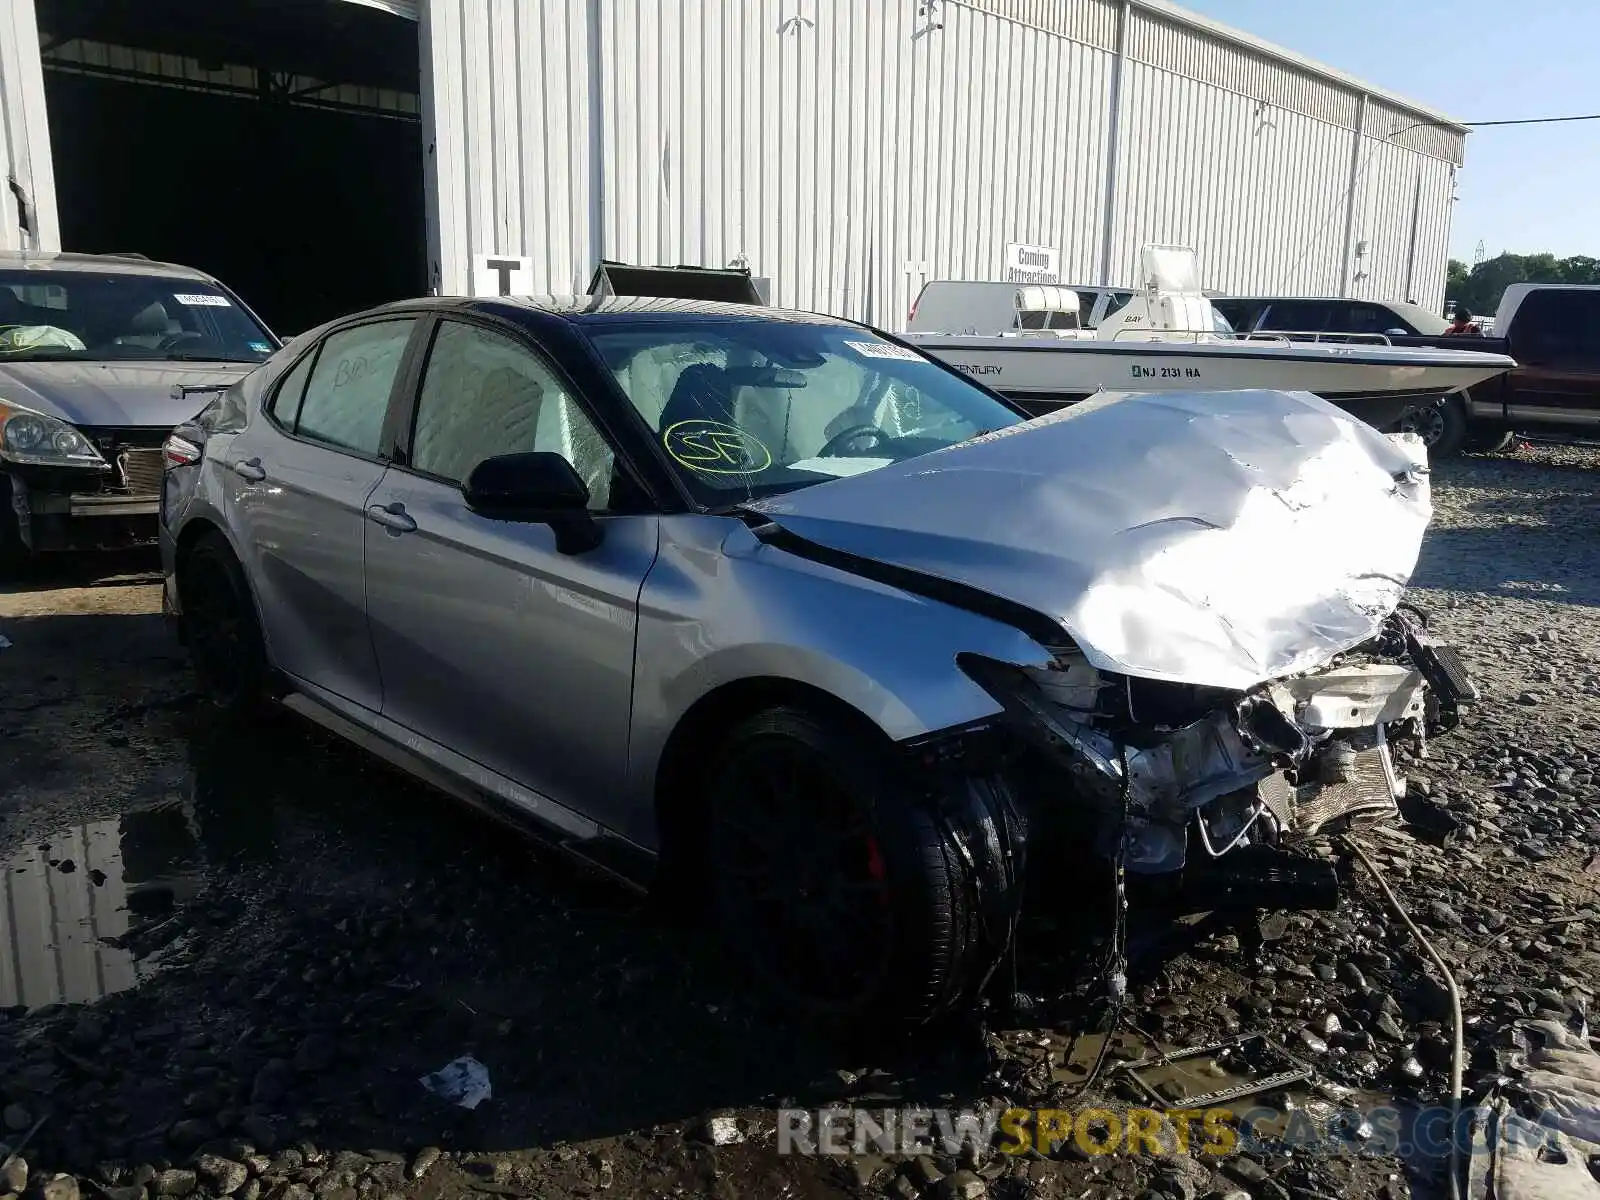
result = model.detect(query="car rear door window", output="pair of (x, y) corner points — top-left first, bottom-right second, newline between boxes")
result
(409, 319), (616, 509)
(294, 319), (415, 455)
(1340, 304), (1390, 334)
(1210, 299), (1256, 332)
(268, 349), (316, 428)
(1261, 301), (1327, 332)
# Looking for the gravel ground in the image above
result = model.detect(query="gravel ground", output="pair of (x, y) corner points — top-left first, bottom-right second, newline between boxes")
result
(0, 444), (1596, 1200)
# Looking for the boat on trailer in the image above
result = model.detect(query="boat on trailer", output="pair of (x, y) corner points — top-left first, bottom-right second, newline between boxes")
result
(905, 246), (1516, 431)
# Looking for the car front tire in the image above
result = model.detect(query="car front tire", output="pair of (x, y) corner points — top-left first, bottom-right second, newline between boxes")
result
(706, 706), (1007, 1023)
(179, 532), (269, 717)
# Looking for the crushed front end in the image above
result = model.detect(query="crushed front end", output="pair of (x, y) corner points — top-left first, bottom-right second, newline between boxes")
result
(2, 425), (169, 553)
(963, 605), (1478, 913)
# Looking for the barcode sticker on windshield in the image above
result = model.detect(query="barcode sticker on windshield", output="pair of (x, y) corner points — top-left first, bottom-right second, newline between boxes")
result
(845, 339), (921, 361)
(173, 293), (233, 307)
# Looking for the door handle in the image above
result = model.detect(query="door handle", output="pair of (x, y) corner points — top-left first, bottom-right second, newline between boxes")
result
(366, 502), (417, 534)
(232, 457), (266, 482)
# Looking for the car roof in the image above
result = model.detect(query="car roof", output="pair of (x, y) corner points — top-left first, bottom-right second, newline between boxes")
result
(1214, 295), (1385, 304)
(349, 294), (861, 327)
(0, 250), (219, 282)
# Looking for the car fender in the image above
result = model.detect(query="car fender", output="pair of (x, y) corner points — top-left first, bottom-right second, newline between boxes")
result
(161, 435), (266, 622)
(626, 515), (1053, 838)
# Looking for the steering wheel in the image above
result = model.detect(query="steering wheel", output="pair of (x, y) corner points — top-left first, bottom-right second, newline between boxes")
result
(157, 331), (208, 351)
(817, 424), (889, 458)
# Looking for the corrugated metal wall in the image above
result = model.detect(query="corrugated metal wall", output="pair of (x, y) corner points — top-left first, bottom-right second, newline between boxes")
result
(0, 0), (59, 253)
(1354, 104), (1458, 306)
(1110, 60), (1353, 296)
(418, 0), (594, 298)
(596, 0), (1115, 324)
(421, 0), (1466, 319)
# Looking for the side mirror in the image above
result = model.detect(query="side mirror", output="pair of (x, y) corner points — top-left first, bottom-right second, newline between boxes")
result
(1384, 328), (1408, 338)
(462, 451), (603, 555)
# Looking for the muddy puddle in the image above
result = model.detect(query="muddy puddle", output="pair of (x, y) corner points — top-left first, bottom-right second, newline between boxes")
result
(0, 714), (621, 1016)
(1, 803), (209, 1009)
(0, 721), (316, 1011)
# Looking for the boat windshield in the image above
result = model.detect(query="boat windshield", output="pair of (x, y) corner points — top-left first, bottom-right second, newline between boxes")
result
(585, 318), (1026, 506)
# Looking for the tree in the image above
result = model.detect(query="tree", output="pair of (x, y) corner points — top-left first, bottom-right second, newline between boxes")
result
(1445, 253), (1600, 317)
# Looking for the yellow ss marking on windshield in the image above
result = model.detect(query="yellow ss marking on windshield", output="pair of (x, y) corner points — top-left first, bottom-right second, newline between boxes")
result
(663, 419), (773, 475)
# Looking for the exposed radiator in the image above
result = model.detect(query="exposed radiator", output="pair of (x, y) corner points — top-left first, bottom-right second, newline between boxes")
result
(118, 448), (165, 495)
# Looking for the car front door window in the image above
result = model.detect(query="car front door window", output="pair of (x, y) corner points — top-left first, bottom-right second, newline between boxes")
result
(409, 320), (616, 507)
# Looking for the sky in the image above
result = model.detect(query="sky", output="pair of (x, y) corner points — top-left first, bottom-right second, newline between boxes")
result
(1180, 0), (1596, 263)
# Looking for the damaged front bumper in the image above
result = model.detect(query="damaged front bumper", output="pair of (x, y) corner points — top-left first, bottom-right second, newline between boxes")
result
(3, 445), (165, 553)
(963, 606), (1478, 905)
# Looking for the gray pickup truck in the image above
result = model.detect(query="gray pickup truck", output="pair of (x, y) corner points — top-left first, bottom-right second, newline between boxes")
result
(0, 251), (279, 572)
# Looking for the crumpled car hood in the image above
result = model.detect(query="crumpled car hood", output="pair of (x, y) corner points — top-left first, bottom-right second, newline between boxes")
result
(745, 389), (1432, 691)
(0, 360), (254, 427)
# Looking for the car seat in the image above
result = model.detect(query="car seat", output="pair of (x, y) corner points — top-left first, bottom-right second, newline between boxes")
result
(126, 301), (181, 346)
(658, 363), (738, 431)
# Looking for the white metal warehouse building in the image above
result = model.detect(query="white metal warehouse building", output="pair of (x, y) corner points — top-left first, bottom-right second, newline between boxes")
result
(0, 0), (1467, 336)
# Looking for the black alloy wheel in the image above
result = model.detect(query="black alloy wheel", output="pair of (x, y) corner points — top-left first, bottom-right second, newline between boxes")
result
(707, 707), (985, 1022)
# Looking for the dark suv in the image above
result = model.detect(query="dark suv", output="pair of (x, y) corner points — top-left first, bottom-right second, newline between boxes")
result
(1210, 297), (1451, 341)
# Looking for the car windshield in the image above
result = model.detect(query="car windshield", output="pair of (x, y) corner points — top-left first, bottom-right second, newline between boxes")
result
(585, 318), (1026, 505)
(0, 269), (276, 364)
(1391, 302), (1451, 336)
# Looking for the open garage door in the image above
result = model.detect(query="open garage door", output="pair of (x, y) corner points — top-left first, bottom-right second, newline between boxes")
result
(0, 0), (59, 251)
(34, 0), (426, 336)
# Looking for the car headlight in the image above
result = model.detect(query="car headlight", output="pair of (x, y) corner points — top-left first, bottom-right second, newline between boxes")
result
(0, 399), (109, 469)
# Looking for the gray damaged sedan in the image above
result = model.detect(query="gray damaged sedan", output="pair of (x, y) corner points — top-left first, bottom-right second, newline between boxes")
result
(159, 296), (1476, 1020)
(0, 251), (277, 570)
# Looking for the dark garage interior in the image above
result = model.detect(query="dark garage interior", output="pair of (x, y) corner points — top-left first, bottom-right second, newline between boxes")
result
(34, 0), (426, 337)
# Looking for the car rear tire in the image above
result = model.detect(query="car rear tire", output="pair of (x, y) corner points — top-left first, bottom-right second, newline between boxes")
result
(706, 706), (1006, 1023)
(180, 532), (268, 717)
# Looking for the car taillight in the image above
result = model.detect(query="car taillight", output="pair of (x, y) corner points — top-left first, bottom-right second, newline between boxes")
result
(162, 433), (202, 469)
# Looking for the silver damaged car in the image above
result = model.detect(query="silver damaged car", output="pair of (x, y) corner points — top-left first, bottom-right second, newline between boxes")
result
(0, 251), (278, 571)
(159, 296), (1477, 1020)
